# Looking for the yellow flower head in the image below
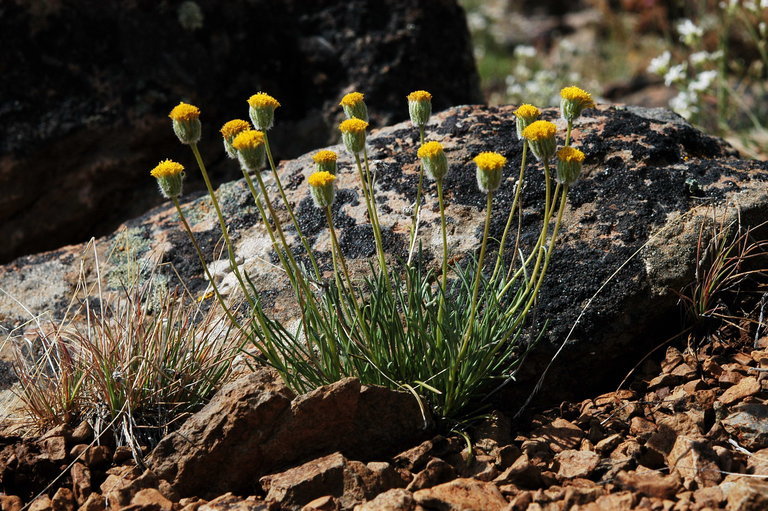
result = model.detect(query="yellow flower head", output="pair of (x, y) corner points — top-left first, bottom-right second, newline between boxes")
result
(169, 102), (200, 121)
(312, 150), (338, 165)
(232, 130), (266, 150)
(473, 152), (507, 172)
(339, 118), (369, 134)
(247, 92), (281, 110)
(340, 92), (365, 107)
(417, 141), (444, 159)
(560, 86), (595, 108)
(407, 90), (432, 102)
(150, 159), (184, 178)
(522, 120), (557, 141)
(220, 119), (251, 140)
(308, 171), (337, 188)
(514, 104), (540, 120)
(556, 146), (585, 163)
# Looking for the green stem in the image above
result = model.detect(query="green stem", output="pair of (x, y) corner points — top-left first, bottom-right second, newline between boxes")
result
(190, 143), (254, 306)
(263, 133), (322, 280)
(171, 198), (240, 329)
(565, 121), (573, 147)
(492, 140), (528, 281)
(462, 191), (494, 345)
(354, 153), (389, 281)
(407, 126), (427, 265)
(436, 178), (448, 347)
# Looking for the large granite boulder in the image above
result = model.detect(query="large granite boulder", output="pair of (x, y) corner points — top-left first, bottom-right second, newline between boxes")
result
(1, 103), (767, 409)
(0, 0), (480, 263)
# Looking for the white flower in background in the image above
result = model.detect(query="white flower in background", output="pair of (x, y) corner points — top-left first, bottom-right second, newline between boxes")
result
(664, 63), (687, 86)
(689, 70), (718, 93)
(467, 12), (487, 32)
(677, 19), (703, 46)
(514, 45), (536, 59)
(719, 0), (739, 13)
(760, 22), (767, 37)
(670, 90), (699, 120)
(648, 51), (671, 75)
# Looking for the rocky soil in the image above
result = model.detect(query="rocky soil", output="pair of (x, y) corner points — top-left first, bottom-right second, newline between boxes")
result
(1, 322), (767, 510)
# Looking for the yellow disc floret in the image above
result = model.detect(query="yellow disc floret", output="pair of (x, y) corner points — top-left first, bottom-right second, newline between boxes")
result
(417, 141), (444, 159)
(514, 104), (540, 120)
(557, 146), (585, 163)
(473, 152), (507, 172)
(312, 150), (338, 164)
(522, 120), (557, 141)
(169, 102), (200, 121)
(150, 159), (184, 178)
(340, 92), (365, 107)
(247, 92), (281, 109)
(339, 118), (369, 134)
(220, 119), (251, 139)
(232, 130), (266, 150)
(308, 171), (337, 188)
(407, 90), (432, 102)
(560, 86), (595, 108)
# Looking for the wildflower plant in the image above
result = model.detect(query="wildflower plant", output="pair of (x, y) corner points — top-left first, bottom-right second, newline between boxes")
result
(152, 86), (592, 424)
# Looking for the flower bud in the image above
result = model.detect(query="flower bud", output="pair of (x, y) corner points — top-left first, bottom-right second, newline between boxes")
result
(522, 120), (557, 161)
(150, 159), (185, 199)
(417, 141), (448, 181)
(169, 102), (201, 145)
(232, 130), (266, 172)
(555, 147), (585, 185)
(339, 92), (368, 122)
(312, 150), (338, 174)
(473, 152), (507, 194)
(220, 119), (251, 159)
(560, 86), (595, 122)
(308, 171), (336, 208)
(339, 118), (368, 155)
(407, 90), (432, 128)
(513, 104), (540, 140)
(247, 92), (281, 131)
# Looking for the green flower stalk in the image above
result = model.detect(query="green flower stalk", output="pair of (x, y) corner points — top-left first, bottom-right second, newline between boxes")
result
(220, 119), (251, 159)
(312, 150), (338, 174)
(248, 92), (281, 131)
(560, 86), (595, 146)
(522, 120), (557, 162)
(556, 147), (585, 185)
(169, 102), (202, 145)
(339, 92), (369, 122)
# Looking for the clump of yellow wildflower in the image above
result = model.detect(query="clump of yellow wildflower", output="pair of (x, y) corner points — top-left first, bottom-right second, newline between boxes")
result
(232, 130), (266, 171)
(560, 86), (595, 122)
(556, 146), (585, 185)
(308, 171), (337, 208)
(407, 90), (432, 128)
(513, 104), (541, 140)
(340, 92), (368, 122)
(169, 102), (201, 144)
(417, 141), (448, 181)
(150, 160), (185, 199)
(522, 120), (557, 161)
(339, 118), (369, 154)
(473, 152), (507, 193)
(312, 150), (338, 174)
(220, 119), (251, 158)
(248, 92), (281, 131)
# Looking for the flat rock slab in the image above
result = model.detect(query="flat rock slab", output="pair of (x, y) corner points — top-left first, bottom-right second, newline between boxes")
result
(2, 104), (768, 407)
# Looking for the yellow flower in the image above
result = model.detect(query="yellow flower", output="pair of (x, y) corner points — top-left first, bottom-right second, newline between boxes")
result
(418, 141), (448, 181)
(150, 159), (185, 178)
(232, 130), (266, 150)
(521, 120), (557, 141)
(220, 119), (251, 140)
(556, 146), (585, 163)
(247, 92), (281, 110)
(514, 104), (541, 140)
(407, 90), (432, 102)
(312, 150), (338, 165)
(473, 152), (506, 193)
(339, 92), (365, 107)
(169, 102), (200, 121)
(308, 171), (337, 188)
(417, 141), (443, 159)
(560, 86), (595, 122)
(473, 152), (507, 172)
(339, 118), (368, 133)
